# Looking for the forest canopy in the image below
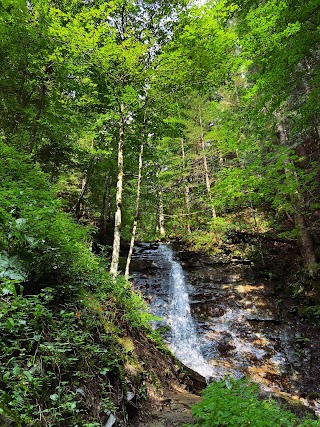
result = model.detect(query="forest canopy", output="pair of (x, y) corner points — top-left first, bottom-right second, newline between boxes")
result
(1, 0), (319, 275)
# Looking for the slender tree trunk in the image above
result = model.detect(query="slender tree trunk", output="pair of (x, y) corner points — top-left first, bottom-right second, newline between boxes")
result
(181, 138), (191, 233)
(99, 175), (112, 243)
(199, 107), (216, 218)
(158, 189), (166, 238)
(10, 64), (29, 136)
(73, 157), (97, 218)
(125, 106), (147, 277)
(277, 122), (318, 276)
(28, 64), (53, 152)
(110, 103), (125, 276)
(235, 82), (240, 103)
(29, 82), (46, 153)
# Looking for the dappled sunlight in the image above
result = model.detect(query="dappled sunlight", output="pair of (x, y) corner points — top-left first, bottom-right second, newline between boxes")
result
(235, 284), (265, 293)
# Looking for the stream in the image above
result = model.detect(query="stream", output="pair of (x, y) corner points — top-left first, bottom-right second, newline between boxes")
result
(131, 243), (320, 414)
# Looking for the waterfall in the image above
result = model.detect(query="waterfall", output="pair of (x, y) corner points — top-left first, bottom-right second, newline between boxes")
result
(133, 243), (318, 409)
(159, 244), (215, 379)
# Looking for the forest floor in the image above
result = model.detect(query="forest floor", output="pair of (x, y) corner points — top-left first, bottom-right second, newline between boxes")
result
(132, 385), (201, 427)
(127, 325), (205, 427)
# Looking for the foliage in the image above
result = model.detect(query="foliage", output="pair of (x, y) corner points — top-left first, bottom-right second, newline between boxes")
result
(0, 140), (160, 425)
(154, 0), (320, 278)
(0, 141), (98, 287)
(185, 378), (320, 427)
(0, 239), (156, 425)
(0, 279), (122, 426)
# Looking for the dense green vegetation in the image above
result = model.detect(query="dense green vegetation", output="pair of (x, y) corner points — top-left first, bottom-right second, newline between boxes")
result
(0, 0), (319, 424)
(156, 0), (320, 278)
(0, 142), (159, 425)
(1, 0), (319, 273)
(185, 378), (320, 427)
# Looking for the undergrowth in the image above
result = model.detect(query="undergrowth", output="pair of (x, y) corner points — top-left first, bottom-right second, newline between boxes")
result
(0, 275), (158, 426)
(185, 378), (320, 427)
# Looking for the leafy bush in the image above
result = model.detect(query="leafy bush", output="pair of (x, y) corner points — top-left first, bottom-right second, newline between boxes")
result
(0, 279), (123, 426)
(0, 142), (90, 285)
(186, 378), (320, 427)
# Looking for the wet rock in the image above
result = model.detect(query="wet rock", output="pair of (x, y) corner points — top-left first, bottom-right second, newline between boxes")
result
(231, 258), (252, 265)
(280, 328), (309, 370)
(130, 259), (160, 272)
(135, 388), (201, 427)
(245, 308), (279, 322)
(135, 242), (159, 251)
(240, 296), (279, 322)
(191, 302), (225, 321)
(180, 259), (202, 268)
(217, 333), (236, 356)
(183, 366), (207, 394)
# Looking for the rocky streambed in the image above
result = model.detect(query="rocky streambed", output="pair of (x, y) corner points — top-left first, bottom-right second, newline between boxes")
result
(131, 242), (320, 416)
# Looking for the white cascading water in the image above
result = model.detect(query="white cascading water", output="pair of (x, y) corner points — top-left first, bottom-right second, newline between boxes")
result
(159, 244), (216, 379)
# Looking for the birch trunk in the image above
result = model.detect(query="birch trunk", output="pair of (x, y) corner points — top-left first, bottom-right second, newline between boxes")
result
(110, 103), (125, 276)
(277, 122), (318, 276)
(125, 107), (147, 277)
(158, 189), (166, 238)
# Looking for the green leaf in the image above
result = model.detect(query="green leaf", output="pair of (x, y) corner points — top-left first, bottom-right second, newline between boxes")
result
(50, 394), (59, 402)
(3, 371), (10, 381)
(13, 365), (20, 376)
(6, 317), (15, 329)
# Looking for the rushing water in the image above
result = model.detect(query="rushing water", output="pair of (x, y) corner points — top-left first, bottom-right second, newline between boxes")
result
(159, 244), (216, 378)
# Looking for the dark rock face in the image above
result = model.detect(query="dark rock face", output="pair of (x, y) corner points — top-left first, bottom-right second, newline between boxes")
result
(131, 243), (320, 413)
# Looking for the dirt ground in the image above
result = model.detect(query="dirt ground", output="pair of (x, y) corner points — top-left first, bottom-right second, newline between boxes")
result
(133, 385), (201, 427)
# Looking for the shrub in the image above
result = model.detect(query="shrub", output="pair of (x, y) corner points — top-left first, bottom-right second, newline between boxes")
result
(0, 280), (121, 426)
(0, 141), (103, 289)
(186, 378), (320, 427)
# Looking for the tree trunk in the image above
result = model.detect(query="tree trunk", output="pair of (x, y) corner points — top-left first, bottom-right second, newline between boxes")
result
(10, 64), (30, 136)
(158, 189), (166, 238)
(277, 122), (318, 276)
(29, 82), (46, 153)
(73, 157), (97, 218)
(181, 138), (191, 233)
(99, 174), (112, 244)
(110, 103), (125, 276)
(199, 107), (216, 218)
(295, 209), (318, 275)
(28, 64), (53, 152)
(125, 106), (147, 277)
